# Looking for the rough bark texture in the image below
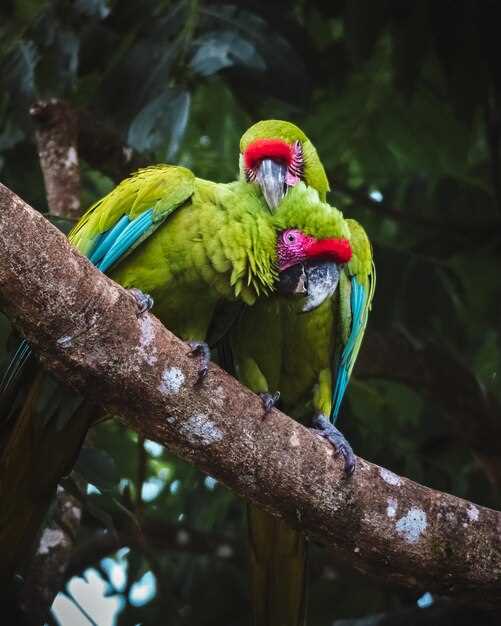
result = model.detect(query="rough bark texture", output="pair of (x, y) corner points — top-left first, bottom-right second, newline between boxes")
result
(5, 99), (87, 625)
(1, 184), (501, 607)
(30, 99), (81, 219)
(18, 486), (82, 623)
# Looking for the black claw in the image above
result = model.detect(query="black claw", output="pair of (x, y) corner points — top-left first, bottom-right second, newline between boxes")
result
(310, 413), (356, 476)
(128, 288), (154, 315)
(187, 341), (210, 383)
(259, 391), (280, 416)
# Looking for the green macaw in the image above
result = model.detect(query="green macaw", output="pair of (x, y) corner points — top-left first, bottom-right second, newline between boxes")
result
(227, 120), (376, 626)
(0, 165), (352, 594)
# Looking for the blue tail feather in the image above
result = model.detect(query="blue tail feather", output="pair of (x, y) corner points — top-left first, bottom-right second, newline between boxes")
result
(331, 277), (366, 422)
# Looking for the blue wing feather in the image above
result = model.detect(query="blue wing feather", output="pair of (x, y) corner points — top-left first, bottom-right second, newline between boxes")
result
(1, 165), (194, 416)
(97, 209), (154, 273)
(1, 209), (155, 401)
(89, 215), (130, 265)
(331, 277), (366, 422)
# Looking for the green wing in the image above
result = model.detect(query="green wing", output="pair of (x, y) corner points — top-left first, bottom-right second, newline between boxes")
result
(332, 218), (375, 420)
(1, 165), (195, 405)
(69, 165), (195, 272)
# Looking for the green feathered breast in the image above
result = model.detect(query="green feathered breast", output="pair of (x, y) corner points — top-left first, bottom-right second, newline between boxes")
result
(70, 166), (278, 341)
(227, 183), (375, 626)
(229, 183), (373, 417)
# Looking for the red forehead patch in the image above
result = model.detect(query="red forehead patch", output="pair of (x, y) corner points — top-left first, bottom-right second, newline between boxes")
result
(307, 238), (352, 264)
(244, 138), (293, 170)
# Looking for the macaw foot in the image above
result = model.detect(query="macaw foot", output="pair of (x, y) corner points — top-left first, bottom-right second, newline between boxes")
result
(310, 413), (356, 476)
(128, 288), (154, 315)
(187, 341), (210, 384)
(259, 391), (280, 416)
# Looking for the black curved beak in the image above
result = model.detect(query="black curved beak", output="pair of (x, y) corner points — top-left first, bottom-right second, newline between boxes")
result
(278, 260), (340, 312)
(277, 263), (308, 296)
(256, 159), (287, 211)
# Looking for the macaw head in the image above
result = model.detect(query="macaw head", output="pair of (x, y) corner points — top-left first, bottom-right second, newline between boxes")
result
(240, 120), (330, 211)
(276, 228), (351, 312)
(270, 182), (351, 311)
(276, 228), (352, 272)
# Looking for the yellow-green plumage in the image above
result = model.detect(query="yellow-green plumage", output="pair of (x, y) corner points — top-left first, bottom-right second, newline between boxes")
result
(231, 185), (352, 415)
(232, 120), (375, 626)
(231, 217), (374, 626)
(70, 166), (279, 341)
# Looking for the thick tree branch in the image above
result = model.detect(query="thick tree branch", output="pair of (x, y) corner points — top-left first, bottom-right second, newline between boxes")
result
(18, 486), (82, 623)
(30, 100), (81, 219)
(7, 99), (88, 625)
(1, 184), (501, 607)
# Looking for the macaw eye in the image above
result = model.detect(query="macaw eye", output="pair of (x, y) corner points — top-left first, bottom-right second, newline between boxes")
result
(282, 230), (298, 244)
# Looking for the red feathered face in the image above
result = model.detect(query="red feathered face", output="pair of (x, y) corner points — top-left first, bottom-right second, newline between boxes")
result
(243, 139), (304, 210)
(277, 229), (352, 272)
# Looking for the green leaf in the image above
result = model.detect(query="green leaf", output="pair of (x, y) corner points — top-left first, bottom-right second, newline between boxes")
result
(190, 31), (265, 76)
(75, 0), (111, 19)
(1, 39), (39, 98)
(127, 88), (190, 156)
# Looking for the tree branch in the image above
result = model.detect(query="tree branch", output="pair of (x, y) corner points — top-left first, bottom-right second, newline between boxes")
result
(18, 485), (82, 623)
(30, 100), (81, 219)
(1, 184), (501, 607)
(6, 99), (88, 625)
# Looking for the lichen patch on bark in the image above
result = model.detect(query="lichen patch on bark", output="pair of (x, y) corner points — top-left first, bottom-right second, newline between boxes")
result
(395, 508), (427, 544)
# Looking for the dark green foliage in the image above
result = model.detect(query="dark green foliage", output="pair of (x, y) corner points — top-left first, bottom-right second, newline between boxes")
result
(2, 0), (501, 623)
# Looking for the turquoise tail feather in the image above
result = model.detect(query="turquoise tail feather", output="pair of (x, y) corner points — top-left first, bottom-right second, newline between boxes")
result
(331, 277), (366, 422)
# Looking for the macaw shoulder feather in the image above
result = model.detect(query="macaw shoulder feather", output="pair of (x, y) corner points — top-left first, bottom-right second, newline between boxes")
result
(69, 165), (195, 272)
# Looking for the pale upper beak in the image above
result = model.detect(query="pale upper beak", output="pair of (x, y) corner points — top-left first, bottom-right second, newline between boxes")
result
(300, 260), (340, 312)
(256, 159), (287, 211)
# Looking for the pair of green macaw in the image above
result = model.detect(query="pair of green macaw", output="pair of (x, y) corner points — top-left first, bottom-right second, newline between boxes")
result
(0, 120), (374, 625)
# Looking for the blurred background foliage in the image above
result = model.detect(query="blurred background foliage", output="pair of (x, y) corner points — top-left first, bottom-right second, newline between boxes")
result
(1, 0), (501, 624)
